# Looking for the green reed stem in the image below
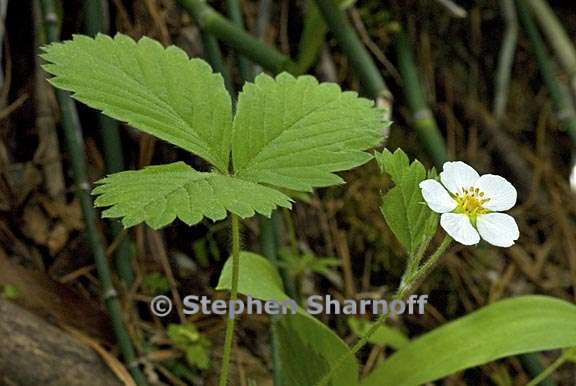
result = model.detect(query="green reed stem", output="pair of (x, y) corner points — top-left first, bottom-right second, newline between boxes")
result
(516, 0), (576, 144)
(84, 0), (135, 286)
(179, 0), (232, 90)
(394, 29), (448, 167)
(315, 235), (452, 386)
(218, 214), (241, 386)
(527, 0), (576, 88)
(39, 1), (146, 384)
(225, 0), (253, 81)
(177, 0), (297, 74)
(313, 0), (392, 104)
(494, 0), (518, 122)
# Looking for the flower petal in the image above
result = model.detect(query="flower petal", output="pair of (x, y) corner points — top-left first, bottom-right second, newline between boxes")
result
(440, 213), (480, 246)
(419, 179), (457, 213)
(440, 161), (480, 194)
(477, 213), (519, 247)
(474, 174), (517, 211)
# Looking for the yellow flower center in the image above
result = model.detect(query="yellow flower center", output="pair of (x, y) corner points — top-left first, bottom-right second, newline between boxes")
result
(454, 187), (490, 221)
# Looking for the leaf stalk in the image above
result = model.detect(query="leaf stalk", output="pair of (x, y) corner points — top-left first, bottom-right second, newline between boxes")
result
(218, 214), (241, 386)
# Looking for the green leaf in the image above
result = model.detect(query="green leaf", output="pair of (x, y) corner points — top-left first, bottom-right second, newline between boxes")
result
(377, 148), (437, 257)
(1, 285), (20, 300)
(361, 296), (576, 386)
(274, 316), (332, 386)
(348, 318), (409, 351)
(216, 251), (288, 301)
(232, 72), (386, 192)
(92, 162), (292, 229)
(217, 252), (359, 386)
(565, 347), (576, 363)
(375, 148), (410, 185)
(41, 33), (232, 172)
(168, 323), (211, 370)
(185, 344), (210, 370)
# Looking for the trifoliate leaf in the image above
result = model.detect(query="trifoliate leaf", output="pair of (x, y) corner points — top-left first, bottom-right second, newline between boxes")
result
(92, 162), (292, 229)
(377, 149), (438, 257)
(41, 33), (232, 172)
(232, 72), (387, 191)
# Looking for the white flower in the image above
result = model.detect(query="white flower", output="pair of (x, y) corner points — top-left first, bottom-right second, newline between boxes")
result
(419, 161), (519, 247)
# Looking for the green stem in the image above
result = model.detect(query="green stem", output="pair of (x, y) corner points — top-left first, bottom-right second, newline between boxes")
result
(493, 0), (518, 122)
(180, 0), (232, 91)
(315, 235), (452, 386)
(313, 0), (392, 103)
(84, 0), (135, 286)
(521, 353), (558, 386)
(516, 0), (576, 144)
(394, 29), (448, 167)
(39, 2), (146, 384)
(526, 0), (576, 85)
(524, 349), (575, 386)
(296, 0), (329, 74)
(225, 0), (253, 81)
(218, 214), (241, 386)
(177, 0), (297, 74)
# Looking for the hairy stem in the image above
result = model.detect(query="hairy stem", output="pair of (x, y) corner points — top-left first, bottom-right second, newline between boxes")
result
(218, 214), (241, 386)
(315, 235), (452, 386)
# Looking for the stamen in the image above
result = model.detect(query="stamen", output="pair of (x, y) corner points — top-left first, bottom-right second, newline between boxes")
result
(455, 186), (489, 218)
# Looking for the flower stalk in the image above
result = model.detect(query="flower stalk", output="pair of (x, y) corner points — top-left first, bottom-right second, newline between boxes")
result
(315, 235), (452, 386)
